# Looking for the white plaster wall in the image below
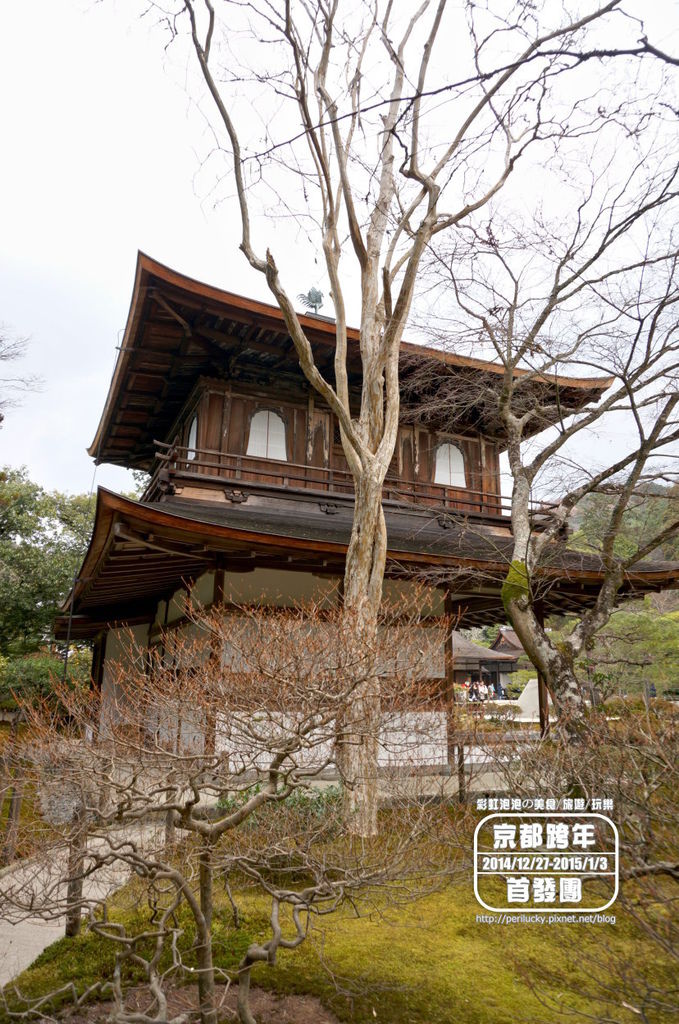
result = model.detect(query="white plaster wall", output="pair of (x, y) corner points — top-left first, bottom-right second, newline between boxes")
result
(162, 570), (215, 623)
(146, 704), (207, 754)
(217, 614), (445, 681)
(100, 623), (150, 736)
(191, 571), (215, 609)
(382, 579), (446, 616)
(222, 567), (340, 608)
(215, 710), (453, 770)
(378, 712), (448, 766)
(376, 624), (446, 679)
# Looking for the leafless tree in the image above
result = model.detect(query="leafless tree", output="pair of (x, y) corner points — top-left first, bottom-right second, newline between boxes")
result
(0, 600), (466, 1024)
(406, 52), (679, 714)
(0, 329), (39, 427)
(129, 0), (679, 822)
(487, 699), (679, 1023)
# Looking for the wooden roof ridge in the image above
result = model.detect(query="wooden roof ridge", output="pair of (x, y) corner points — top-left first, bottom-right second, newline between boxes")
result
(88, 251), (614, 459)
(450, 631), (518, 662)
(490, 626), (524, 651)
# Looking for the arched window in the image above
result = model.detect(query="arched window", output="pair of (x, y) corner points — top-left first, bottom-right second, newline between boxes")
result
(434, 442), (466, 487)
(186, 414), (198, 461)
(246, 409), (288, 461)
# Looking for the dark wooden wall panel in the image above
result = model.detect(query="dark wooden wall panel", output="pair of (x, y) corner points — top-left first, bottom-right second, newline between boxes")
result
(293, 408), (306, 465)
(417, 429), (431, 482)
(308, 408), (330, 487)
(204, 392), (224, 452)
(400, 427), (415, 481)
(227, 397), (246, 455)
(161, 380), (506, 516)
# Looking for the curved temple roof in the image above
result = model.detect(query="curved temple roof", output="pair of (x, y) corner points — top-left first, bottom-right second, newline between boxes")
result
(90, 253), (614, 470)
(57, 487), (679, 639)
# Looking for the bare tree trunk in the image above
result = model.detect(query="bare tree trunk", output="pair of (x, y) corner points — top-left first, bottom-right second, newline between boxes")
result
(65, 806), (86, 938)
(337, 684), (380, 837)
(337, 474), (387, 837)
(503, 593), (585, 726)
(196, 840), (217, 1024)
(443, 608), (466, 803)
(456, 743), (466, 804)
(236, 959), (256, 1024)
(164, 808), (175, 849)
(537, 671), (551, 739)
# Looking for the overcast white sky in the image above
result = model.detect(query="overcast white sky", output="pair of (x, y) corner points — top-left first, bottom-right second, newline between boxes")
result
(0, 0), (316, 495)
(0, 1), (677, 498)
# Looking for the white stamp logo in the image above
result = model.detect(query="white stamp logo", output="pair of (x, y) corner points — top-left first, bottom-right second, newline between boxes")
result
(474, 812), (618, 914)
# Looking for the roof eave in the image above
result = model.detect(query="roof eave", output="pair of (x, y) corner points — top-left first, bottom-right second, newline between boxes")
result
(88, 252), (614, 463)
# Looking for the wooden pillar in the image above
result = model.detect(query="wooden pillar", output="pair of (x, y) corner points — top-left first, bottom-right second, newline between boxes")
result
(205, 567), (225, 758)
(90, 632), (106, 691)
(64, 805), (86, 938)
(535, 601), (550, 738)
(444, 594), (466, 803)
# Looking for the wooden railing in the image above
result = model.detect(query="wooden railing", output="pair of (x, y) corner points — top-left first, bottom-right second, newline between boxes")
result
(144, 441), (514, 518)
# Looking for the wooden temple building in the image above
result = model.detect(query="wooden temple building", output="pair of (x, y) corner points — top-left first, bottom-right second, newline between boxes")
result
(448, 633), (519, 696)
(56, 253), (679, 728)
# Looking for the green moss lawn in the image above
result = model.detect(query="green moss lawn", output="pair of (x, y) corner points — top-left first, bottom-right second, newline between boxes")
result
(5, 876), (671, 1024)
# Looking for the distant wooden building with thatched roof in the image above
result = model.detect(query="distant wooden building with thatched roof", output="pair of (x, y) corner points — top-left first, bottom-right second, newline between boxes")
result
(450, 632), (518, 695)
(490, 627), (526, 659)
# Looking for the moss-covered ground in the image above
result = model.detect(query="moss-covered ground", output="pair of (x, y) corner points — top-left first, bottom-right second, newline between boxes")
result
(4, 875), (672, 1024)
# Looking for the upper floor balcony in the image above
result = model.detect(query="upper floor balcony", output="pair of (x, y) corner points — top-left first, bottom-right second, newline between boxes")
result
(142, 439), (512, 521)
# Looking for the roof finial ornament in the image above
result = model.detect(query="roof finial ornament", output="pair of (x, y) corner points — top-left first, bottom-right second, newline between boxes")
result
(297, 287), (324, 315)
